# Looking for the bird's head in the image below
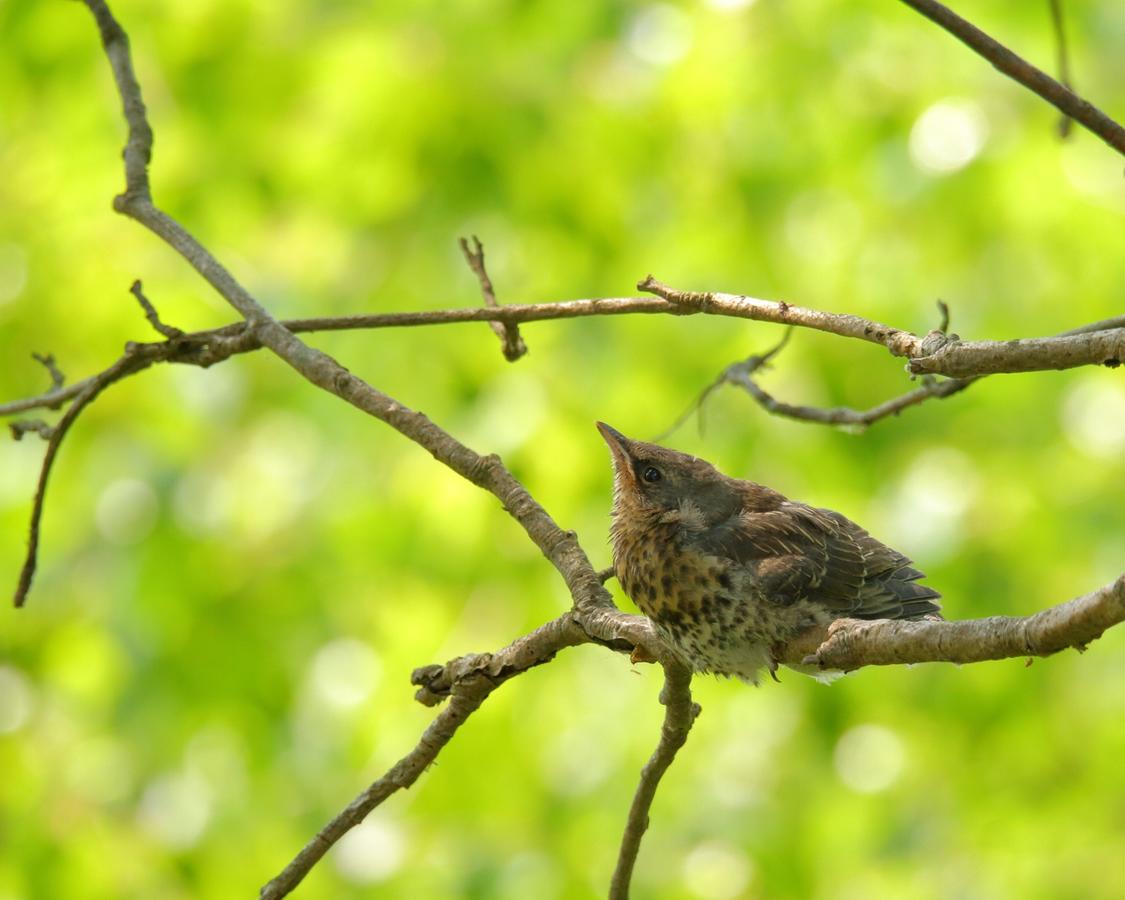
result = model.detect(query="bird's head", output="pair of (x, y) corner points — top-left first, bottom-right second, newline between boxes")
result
(596, 422), (740, 529)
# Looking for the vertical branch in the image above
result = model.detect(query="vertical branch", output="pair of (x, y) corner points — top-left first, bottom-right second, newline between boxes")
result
(609, 661), (699, 900)
(1047, 0), (1073, 137)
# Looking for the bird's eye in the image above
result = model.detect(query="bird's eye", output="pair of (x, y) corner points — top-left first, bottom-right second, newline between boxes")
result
(642, 466), (662, 483)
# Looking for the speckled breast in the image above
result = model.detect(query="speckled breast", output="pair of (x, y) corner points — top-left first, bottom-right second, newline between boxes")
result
(613, 525), (776, 679)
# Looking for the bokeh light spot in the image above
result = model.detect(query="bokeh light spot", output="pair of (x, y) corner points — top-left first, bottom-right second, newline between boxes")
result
(0, 243), (28, 306)
(909, 99), (988, 174)
(682, 839), (754, 899)
(834, 723), (905, 793)
(308, 638), (382, 712)
(0, 666), (34, 734)
(1061, 376), (1125, 460)
(136, 769), (213, 849)
(333, 817), (406, 884)
(627, 5), (693, 66)
(95, 478), (159, 546)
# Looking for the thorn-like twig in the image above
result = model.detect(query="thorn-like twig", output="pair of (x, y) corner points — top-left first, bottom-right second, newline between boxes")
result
(130, 279), (184, 338)
(459, 235), (527, 362)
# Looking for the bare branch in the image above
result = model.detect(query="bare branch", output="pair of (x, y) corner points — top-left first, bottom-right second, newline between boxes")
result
(263, 608), (660, 898)
(129, 279), (183, 339)
(609, 661), (699, 900)
(906, 328), (1124, 377)
(6, 298), (1121, 422)
(79, 0), (612, 624)
(639, 275), (924, 358)
(777, 575), (1125, 671)
(641, 276), (1125, 378)
(897, 0), (1125, 156)
(459, 235), (527, 362)
(410, 612), (591, 707)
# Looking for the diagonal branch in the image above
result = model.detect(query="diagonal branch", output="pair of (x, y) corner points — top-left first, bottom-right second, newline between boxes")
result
(609, 660), (699, 900)
(260, 674), (494, 900)
(79, 0), (612, 625)
(895, 0), (1125, 156)
(263, 609), (665, 899)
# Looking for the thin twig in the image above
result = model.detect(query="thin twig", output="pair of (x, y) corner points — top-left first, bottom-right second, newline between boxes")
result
(459, 235), (527, 362)
(896, 0), (1125, 155)
(13, 352), (154, 607)
(1047, 0), (1074, 137)
(129, 279), (183, 338)
(725, 365), (975, 428)
(609, 661), (699, 900)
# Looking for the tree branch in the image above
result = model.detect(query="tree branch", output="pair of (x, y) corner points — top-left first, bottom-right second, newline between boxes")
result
(609, 660), (699, 900)
(776, 575), (1125, 671)
(79, 0), (613, 626)
(896, 0), (1125, 156)
(640, 276), (1125, 378)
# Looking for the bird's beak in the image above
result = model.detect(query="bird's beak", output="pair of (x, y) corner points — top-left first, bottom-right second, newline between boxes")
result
(596, 421), (634, 474)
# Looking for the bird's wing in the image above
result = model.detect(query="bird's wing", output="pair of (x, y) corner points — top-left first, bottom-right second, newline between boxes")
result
(693, 501), (941, 620)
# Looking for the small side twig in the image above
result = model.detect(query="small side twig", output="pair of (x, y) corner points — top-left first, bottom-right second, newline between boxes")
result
(130, 279), (184, 338)
(13, 352), (151, 607)
(609, 661), (699, 900)
(8, 420), (55, 441)
(31, 353), (66, 394)
(459, 235), (527, 362)
(1047, 0), (1073, 137)
(936, 298), (951, 334)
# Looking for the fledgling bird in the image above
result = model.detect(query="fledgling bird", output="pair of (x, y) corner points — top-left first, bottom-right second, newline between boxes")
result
(597, 422), (941, 684)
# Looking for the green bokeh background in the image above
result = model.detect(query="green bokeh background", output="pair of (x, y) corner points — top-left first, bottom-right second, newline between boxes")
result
(2, 0), (1124, 897)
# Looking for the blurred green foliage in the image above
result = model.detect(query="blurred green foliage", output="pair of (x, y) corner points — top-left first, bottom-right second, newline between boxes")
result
(1, 0), (1124, 897)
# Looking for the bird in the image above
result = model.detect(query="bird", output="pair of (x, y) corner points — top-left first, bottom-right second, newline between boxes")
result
(597, 422), (941, 684)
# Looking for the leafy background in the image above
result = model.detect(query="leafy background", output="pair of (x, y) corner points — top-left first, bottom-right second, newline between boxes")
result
(1, 0), (1124, 897)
